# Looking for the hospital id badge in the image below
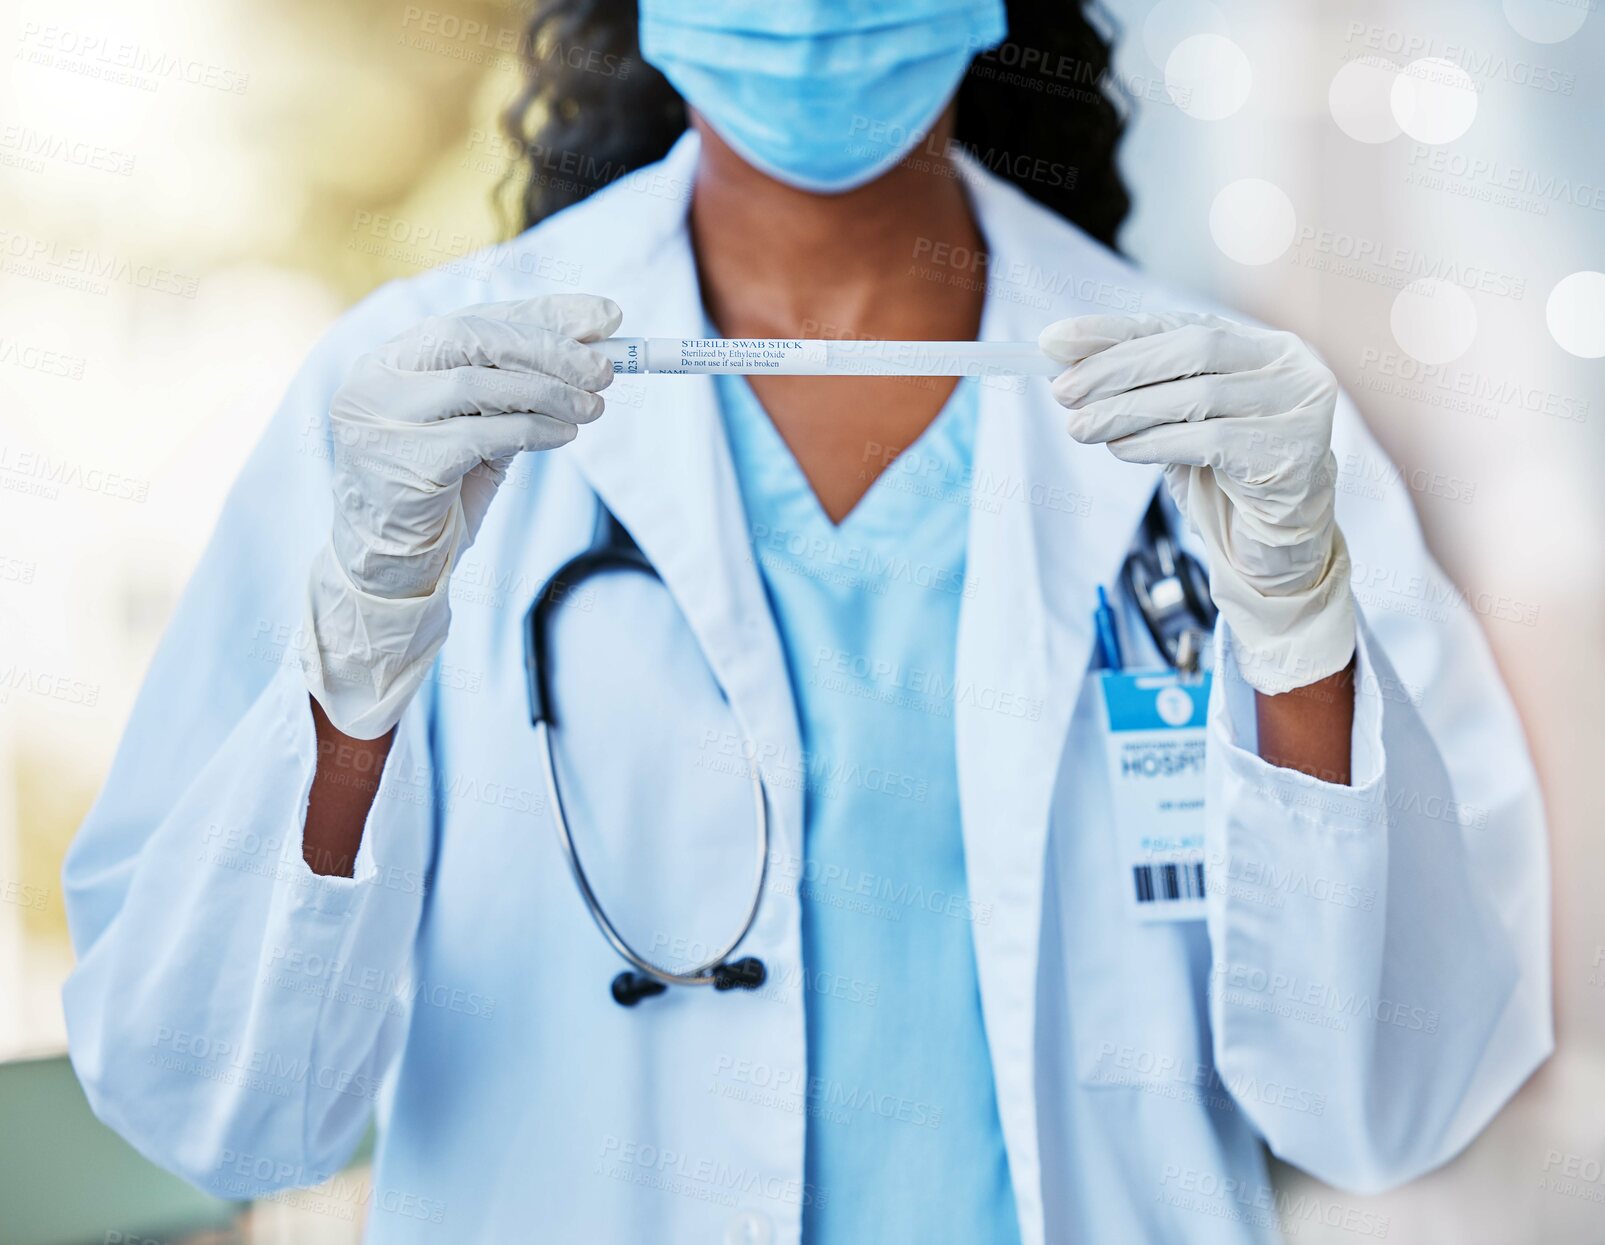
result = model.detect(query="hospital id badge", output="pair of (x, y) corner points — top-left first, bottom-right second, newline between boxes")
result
(1098, 670), (1210, 922)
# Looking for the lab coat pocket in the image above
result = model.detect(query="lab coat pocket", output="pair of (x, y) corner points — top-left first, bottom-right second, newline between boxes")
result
(1053, 678), (1219, 1096)
(1065, 920), (1216, 1097)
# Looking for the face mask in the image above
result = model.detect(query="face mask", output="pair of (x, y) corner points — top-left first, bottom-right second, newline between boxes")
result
(639, 0), (1007, 195)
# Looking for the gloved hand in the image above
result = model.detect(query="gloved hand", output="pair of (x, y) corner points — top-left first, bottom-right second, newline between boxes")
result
(304, 293), (622, 738)
(1040, 311), (1354, 695)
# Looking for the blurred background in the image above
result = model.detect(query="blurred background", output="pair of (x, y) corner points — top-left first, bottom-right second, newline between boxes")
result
(0, 0), (1599, 1241)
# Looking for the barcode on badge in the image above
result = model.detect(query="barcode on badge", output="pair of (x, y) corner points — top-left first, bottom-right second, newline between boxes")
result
(1133, 861), (1205, 904)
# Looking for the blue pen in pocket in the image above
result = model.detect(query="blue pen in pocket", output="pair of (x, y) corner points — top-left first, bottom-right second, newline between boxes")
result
(1094, 585), (1123, 672)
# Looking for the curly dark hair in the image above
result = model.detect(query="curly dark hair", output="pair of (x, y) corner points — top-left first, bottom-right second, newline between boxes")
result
(501, 0), (1131, 251)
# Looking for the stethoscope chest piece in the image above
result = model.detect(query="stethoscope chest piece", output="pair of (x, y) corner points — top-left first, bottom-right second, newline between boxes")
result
(610, 956), (768, 1008)
(610, 972), (668, 1007)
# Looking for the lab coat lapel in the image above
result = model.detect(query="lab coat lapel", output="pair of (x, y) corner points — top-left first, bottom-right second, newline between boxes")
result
(957, 178), (1162, 1244)
(562, 144), (806, 895)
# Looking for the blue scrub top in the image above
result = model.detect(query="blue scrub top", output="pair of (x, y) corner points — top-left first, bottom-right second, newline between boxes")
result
(718, 374), (1021, 1244)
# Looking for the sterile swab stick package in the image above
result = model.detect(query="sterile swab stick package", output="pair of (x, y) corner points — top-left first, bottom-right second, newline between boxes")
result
(596, 337), (1063, 377)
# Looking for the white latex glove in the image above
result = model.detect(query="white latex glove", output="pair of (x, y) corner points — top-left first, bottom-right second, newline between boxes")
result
(1040, 311), (1354, 695)
(304, 293), (622, 738)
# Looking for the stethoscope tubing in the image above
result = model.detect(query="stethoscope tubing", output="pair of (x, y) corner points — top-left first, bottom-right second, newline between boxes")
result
(535, 716), (771, 988)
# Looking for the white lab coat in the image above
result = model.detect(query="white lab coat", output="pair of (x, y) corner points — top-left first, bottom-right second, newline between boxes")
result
(62, 133), (1551, 1244)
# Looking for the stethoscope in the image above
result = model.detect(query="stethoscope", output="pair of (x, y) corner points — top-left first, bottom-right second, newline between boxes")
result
(1119, 493), (1217, 674)
(524, 493), (1213, 1008)
(524, 505), (770, 1007)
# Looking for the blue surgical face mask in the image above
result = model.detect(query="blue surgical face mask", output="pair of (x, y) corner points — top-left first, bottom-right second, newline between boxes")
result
(639, 0), (1007, 195)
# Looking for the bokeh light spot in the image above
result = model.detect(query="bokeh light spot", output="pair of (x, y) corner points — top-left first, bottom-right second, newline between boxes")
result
(1546, 272), (1605, 358)
(1502, 0), (1590, 43)
(1390, 58), (1479, 144)
(1165, 33), (1253, 120)
(1391, 279), (1478, 364)
(1209, 179), (1296, 265)
(1328, 57), (1403, 143)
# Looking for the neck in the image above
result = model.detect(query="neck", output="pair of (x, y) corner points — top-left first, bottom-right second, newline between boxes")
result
(688, 112), (986, 343)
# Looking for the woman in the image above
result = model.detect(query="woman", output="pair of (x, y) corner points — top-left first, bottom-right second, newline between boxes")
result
(63, 1), (1549, 1242)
